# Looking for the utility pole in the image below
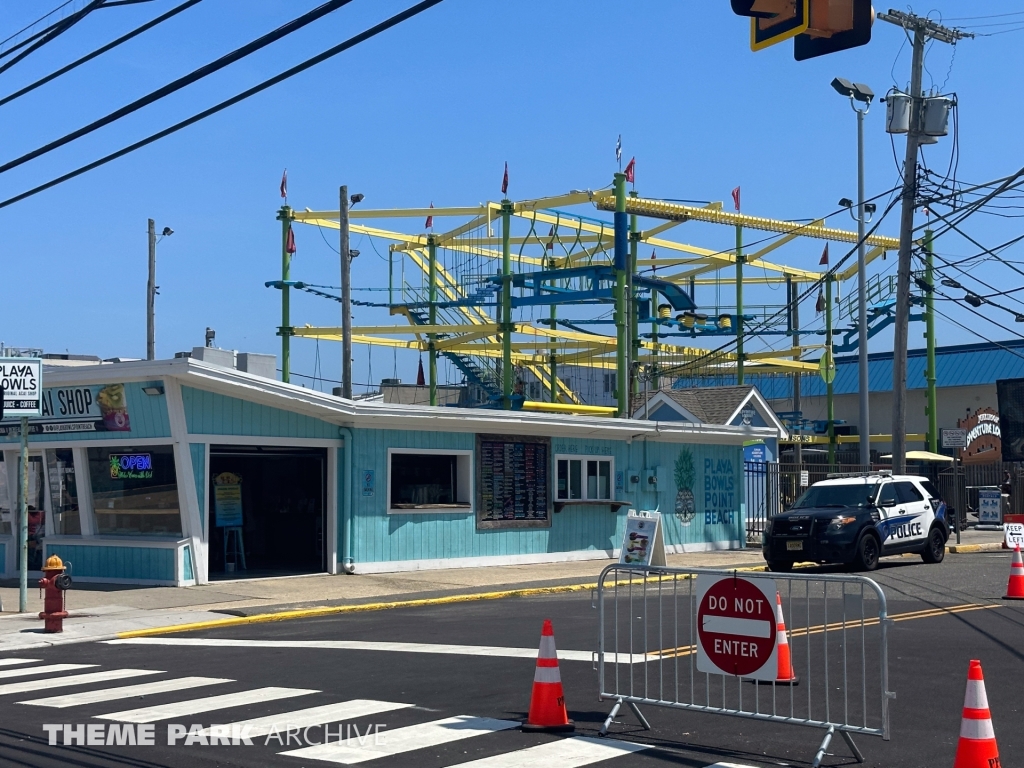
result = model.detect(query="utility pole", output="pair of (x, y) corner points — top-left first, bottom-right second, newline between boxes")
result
(879, 10), (972, 473)
(339, 186), (352, 400)
(147, 219), (156, 361)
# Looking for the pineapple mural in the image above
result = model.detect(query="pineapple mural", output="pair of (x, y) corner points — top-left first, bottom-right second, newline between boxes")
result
(674, 449), (696, 525)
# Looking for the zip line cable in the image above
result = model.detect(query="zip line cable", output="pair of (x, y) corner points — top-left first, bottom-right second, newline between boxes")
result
(0, 0), (78, 50)
(0, 0), (361, 177)
(0, 0), (446, 211)
(0, 0), (204, 109)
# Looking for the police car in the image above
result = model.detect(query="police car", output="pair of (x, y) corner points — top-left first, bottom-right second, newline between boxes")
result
(762, 471), (949, 572)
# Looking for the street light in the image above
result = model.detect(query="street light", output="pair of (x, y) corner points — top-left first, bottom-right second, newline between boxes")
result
(832, 76), (873, 468)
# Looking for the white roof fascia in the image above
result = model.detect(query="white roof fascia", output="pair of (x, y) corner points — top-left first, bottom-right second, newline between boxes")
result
(36, 359), (775, 446)
(726, 388), (790, 440)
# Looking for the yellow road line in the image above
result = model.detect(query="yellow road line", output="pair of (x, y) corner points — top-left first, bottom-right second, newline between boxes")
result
(651, 603), (1001, 659)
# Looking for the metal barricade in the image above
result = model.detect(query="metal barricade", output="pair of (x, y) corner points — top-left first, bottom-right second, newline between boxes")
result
(596, 565), (894, 767)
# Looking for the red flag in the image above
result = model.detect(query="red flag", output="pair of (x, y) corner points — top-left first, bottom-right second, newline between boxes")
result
(280, 168), (288, 199)
(651, 249), (656, 274)
(286, 226), (296, 254)
(416, 357), (425, 386)
(624, 157), (635, 184)
(731, 186), (740, 212)
(546, 225), (555, 251)
(819, 243), (829, 266)
(425, 201), (434, 229)
(816, 288), (825, 313)
(501, 162), (509, 195)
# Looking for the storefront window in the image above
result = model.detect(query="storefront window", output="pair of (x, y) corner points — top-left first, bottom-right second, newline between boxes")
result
(45, 449), (81, 536)
(88, 446), (182, 536)
(0, 453), (9, 535)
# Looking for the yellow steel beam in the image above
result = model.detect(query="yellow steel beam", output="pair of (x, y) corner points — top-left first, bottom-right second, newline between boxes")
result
(837, 245), (887, 282)
(745, 345), (821, 360)
(521, 401), (616, 416)
(594, 195), (901, 250)
(348, 325), (499, 335)
(293, 207), (488, 221)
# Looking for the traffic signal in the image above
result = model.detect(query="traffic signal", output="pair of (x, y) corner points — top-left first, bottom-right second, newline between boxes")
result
(732, 0), (874, 60)
(732, 1), (810, 51)
(794, 0), (874, 61)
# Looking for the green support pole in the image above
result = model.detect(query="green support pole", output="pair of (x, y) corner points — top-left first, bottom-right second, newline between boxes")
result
(827, 275), (836, 467)
(501, 200), (513, 409)
(277, 206), (293, 383)
(549, 265), (557, 402)
(629, 196), (639, 404)
(925, 229), (938, 452)
(613, 174), (628, 417)
(736, 222), (744, 385)
(651, 286), (659, 391)
(388, 245), (394, 307)
(428, 235), (438, 406)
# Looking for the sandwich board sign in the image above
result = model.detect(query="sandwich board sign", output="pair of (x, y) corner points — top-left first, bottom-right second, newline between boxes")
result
(977, 489), (1002, 525)
(0, 359), (42, 419)
(696, 573), (778, 680)
(618, 510), (666, 568)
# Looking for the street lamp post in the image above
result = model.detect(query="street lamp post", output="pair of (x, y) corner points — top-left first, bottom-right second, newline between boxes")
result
(147, 220), (173, 361)
(832, 78), (874, 468)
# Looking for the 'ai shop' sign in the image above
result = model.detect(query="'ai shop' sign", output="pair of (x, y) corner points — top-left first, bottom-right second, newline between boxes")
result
(0, 383), (131, 437)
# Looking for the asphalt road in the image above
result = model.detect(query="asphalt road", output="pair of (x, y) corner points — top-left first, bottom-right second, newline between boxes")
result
(0, 553), (1020, 768)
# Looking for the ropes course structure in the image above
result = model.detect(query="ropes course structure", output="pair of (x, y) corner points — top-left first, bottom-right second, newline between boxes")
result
(267, 174), (905, 422)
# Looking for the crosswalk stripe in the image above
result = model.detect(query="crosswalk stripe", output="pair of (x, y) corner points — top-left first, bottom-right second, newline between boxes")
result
(281, 715), (519, 764)
(107, 638), (645, 663)
(0, 658), (41, 667)
(0, 663), (95, 680)
(704, 764), (762, 768)
(451, 736), (649, 767)
(0, 669), (159, 697)
(22, 676), (231, 708)
(97, 686), (319, 723)
(198, 699), (413, 739)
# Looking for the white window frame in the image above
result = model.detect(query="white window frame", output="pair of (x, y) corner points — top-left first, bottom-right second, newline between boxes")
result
(554, 454), (615, 502)
(386, 447), (474, 515)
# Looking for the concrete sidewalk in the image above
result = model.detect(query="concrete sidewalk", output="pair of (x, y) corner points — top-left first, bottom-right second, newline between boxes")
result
(0, 529), (1006, 652)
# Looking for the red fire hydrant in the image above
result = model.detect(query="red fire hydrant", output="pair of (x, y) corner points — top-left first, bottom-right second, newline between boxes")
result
(38, 555), (71, 633)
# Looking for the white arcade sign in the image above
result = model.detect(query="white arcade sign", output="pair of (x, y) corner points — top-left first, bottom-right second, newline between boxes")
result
(0, 358), (42, 419)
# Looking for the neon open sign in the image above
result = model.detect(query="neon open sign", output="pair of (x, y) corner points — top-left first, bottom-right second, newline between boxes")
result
(109, 453), (154, 480)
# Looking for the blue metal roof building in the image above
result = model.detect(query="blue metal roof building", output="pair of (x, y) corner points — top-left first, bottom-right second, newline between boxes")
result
(680, 340), (1024, 400)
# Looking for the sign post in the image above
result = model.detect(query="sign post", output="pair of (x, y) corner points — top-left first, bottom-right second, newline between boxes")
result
(696, 573), (778, 680)
(0, 358), (42, 612)
(942, 428), (967, 544)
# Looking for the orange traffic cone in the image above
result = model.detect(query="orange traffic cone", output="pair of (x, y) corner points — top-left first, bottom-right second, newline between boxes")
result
(953, 660), (1000, 768)
(522, 619), (574, 732)
(774, 591), (798, 685)
(1004, 544), (1024, 600)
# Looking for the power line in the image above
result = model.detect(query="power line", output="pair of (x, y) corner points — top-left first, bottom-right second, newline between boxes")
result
(0, 0), (77, 49)
(0, 0), (108, 75)
(0, 0), (446, 211)
(0, 0), (204, 109)
(0, 0), (359, 177)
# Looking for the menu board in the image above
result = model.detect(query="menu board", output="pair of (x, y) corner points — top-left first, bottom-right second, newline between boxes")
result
(476, 434), (550, 529)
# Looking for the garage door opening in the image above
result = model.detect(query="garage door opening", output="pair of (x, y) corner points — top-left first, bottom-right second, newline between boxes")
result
(208, 446), (326, 579)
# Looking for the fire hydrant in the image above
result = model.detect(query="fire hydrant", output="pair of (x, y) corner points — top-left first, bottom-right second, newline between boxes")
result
(38, 555), (71, 633)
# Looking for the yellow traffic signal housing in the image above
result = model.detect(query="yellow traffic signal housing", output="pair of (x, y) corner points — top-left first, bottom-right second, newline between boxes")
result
(794, 0), (874, 60)
(732, 1), (810, 51)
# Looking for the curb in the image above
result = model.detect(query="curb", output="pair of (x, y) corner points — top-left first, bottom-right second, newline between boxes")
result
(947, 542), (1005, 554)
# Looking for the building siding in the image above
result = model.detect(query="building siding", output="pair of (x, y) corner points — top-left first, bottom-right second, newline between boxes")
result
(348, 430), (744, 565)
(47, 544), (175, 581)
(190, 443), (206, 527)
(181, 387), (340, 439)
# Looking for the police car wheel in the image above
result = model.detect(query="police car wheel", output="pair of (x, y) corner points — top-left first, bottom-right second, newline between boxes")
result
(767, 560), (793, 573)
(855, 533), (880, 572)
(921, 527), (946, 564)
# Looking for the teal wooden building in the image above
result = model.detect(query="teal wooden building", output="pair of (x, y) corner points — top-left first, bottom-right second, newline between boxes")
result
(0, 358), (784, 585)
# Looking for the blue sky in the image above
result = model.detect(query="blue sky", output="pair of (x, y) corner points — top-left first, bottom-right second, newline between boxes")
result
(1, 1), (1022, 393)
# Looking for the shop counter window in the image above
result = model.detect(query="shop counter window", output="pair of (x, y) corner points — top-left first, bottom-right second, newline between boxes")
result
(556, 455), (613, 501)
(88, 446), (182, 536)
(0, 453), (8, 535)
(388, 449), (472, 513)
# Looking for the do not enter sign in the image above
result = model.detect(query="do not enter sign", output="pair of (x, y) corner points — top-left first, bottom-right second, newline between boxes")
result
(696, 574), (778, 680)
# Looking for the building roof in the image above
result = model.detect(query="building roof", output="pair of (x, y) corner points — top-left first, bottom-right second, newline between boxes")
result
(733, 339), (1024, 400)
(631, 385), (788, 437)
(24, 357), (781, 446)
